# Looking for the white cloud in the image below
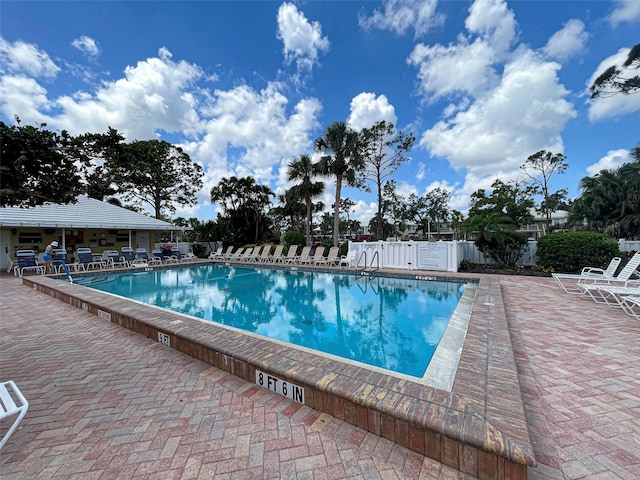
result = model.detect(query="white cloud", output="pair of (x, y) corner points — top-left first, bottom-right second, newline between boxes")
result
(358, 0), (444, 38)
(276, 2), (329, 83)
(407, 0), (517, 101)
(408, 0), (580, 212)
(188, 84), (322, 188)
(465, 0), (517, 55)
(608, 0), (640, 27)
(587, 46), (640, 121)
(52, 48), (203, 139)
(71, 36), (100, 58)
(347, 92), (397, 131)
(586, 149), (630, 176)
(422, 50), (575, 180)
(408, 40), (498, 100)
(0, 75), (52, 122)
(0, 38), (59, 78)
(542, 19), (589, 61)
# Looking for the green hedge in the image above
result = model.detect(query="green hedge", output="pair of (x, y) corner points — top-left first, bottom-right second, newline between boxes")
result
(537, 232), (620, 274)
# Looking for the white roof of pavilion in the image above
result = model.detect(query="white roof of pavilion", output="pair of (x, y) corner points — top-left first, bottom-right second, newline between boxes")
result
(0, 196), (181, 231)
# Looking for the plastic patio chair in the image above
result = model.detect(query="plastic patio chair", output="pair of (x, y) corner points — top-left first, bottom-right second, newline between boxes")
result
(0, 380), (29, 449)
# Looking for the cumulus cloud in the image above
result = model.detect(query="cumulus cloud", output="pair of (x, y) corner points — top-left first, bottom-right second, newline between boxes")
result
(542, 19), (589, 61)
(50, 48), (203, 139)
(587, 46), (640, 121)
(71, 36), (100, 58)
(0, 37), (59, 78)
(407, 0), (517, 101)
(586, 149), (631, 176)
(347, 92), (397, 131)
(422, 51), (575, 177)
(608, 0), (640, 27)
(188, 85), (322, 187)
(276, 2), (329, 84)
(0, 75), (52, 122)
(358, 0), (444, 38)
(408, 0), (579, 208)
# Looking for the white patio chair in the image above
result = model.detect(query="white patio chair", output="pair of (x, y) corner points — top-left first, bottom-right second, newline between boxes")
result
(0, 380), (29, 449)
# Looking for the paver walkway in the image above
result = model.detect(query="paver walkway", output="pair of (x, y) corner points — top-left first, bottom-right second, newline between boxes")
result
(1, 273), (639, 479)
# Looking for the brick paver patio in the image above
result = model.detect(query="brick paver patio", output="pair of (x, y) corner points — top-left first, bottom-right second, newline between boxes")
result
(1, 272), (639, 479)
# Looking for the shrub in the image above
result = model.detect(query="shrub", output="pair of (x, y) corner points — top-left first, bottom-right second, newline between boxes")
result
(475, 230), (529, 267)
(537, 232), (620, 273)
(282, 231), (305, 248)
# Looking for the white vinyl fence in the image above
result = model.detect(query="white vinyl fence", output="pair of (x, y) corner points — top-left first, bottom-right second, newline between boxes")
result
(347, 239), (639, 273)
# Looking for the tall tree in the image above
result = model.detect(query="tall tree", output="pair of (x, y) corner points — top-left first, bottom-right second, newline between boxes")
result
(572, 143), (640, 238)
(381, 180), (407, 239)
(406, 188), (451, 239)
(73, 127), (126, 201)
(270, 189), (306, 234)
(590, 43), (640, 98)
(359, 121), (415, 239)
(108, 139), (203, 219)
(315, 121), (365, 247)
(210, 176), (275, 244)
(461, 180), (535, 266)
(287, 154), (325, 247)
(520, 150), (568, 233)
(0, 119), (85, 207)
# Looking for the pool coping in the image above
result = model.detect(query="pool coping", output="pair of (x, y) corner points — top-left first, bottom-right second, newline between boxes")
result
(24, 262), (535, 480)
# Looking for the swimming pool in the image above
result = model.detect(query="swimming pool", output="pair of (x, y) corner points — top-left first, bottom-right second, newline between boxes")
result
(28, 267), (535, 478)
(73, 265), (467, 378)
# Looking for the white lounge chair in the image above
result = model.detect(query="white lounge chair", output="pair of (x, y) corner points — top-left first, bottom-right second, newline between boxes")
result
(209, 247), (224, 260)
(0, 380), (29, 449)
(253, 245), (271, 262)
(316, 247), (340, 266)
(619, 295), (640, 320)
(290, 246), (311, 264)
(279, 245), (298, 263)
(261, 244), (284, 263)
(553, 252), (640, 294)
(300, 247), (324, 265)
(552, 257), (622, 294)
(578, 279), (640, 307)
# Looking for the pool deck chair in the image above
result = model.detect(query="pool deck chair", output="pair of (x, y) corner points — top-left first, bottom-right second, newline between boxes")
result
(316, 247), (340, 266)
(578, 280), (640, 307)
(620, 295), (640, 320)
(289, 246), (311, 264)
(340, 250), (357, 268)
(76, 248), (105, 271)
(170, 248), (185, 263)
(262, 244), (284, 263)
(0, 380), (29, 449)
(279, 245), (298, 263)
(209, 247), (224, 260)
(228, 248), (245, 261)
(239, 247), (257, 262)
(553, 252), (640, 294)
(253, 245), (270, 262)
(301, 246), (325, 265)
(552, 256), (622, 294)
(121, 247), (136, 266)
(135, 248), (159, 265)
(14, 250), (45, 277)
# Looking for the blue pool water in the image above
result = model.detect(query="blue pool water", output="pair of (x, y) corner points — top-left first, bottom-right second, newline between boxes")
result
(74, 265), (466, 377)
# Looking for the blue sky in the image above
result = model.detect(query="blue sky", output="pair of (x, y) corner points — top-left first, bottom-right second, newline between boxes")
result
(0, 0), (638, 224)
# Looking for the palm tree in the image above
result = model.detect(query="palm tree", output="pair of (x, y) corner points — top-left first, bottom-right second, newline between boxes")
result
(315, 122), (365, 247)
(287, 155), (325, 247)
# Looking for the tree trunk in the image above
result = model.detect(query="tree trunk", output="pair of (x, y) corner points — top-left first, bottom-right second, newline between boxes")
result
(333, 175), (343, 247)
(305, 195), (312, 247)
